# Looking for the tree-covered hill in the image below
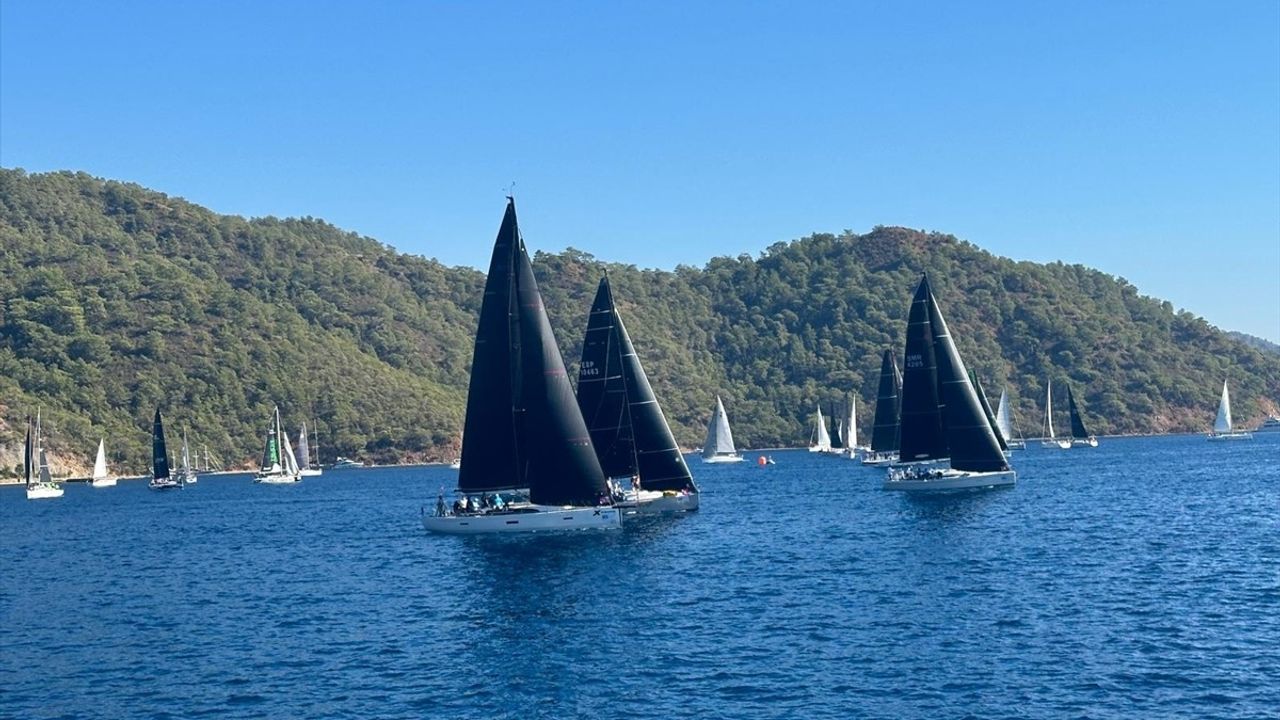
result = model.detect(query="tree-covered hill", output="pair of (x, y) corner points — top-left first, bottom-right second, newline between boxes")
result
(2, 169), (1276, 475)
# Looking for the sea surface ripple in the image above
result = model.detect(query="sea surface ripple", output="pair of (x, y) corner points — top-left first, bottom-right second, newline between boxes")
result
(3, 434), (1278, 718)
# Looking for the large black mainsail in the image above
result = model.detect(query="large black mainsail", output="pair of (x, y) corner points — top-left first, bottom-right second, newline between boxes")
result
(1066, 384), (1092, 439)
(459, 199), (608, 506)
(970, 371), (1009, 452)
(898, 277), (948, 462)
(578, 276), (695, 492)
(152, 409), (171, 480)
(925, 277), (1009, 473)
(577, 277), (638, 478)
(870, 350), (902, 452)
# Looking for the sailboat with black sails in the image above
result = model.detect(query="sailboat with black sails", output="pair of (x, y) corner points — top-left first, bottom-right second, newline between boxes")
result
(862, 350), (902, 465)
(149, 409), (182, 490)
(422, 199), (620, 533)
(1065, 384), (1099, 447)
(576, 275), (698, 514)
(885, 275), (1015, 491)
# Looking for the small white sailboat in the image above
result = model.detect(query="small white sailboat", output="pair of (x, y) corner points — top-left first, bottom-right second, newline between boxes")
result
(423, 198), (621, 533)
(88, 438), (116, 488)
(995, 390), (1026, 450)
(884, 274), (1015, 492)
(843, 397), (867, 458)
(149, 409), (183, 491)
(1207, 380), (1252, 441)
(254, 406), (302, 484)
(175, 428), (199, 485)
(296, 421), (323, 476)
(24, 414), (64, 500)
(808, 406), (832, 452)
(1040, 380), (1071, 449)
(701, 395), (745, 463)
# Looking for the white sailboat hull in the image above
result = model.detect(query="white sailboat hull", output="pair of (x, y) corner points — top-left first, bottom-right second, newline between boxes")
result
(1207, 432), (1253, 441)
(148, 478), (182, 490)
(1041, 438), (1072, 449)
(701, 454), (744, 464)
(860, 450), (898, 466)
(299, 468), (324, 477)
(89, 477), (117, 488)
(26, 483), (64, 500)
(421, 505), (622, 534)
(618, 490), (699, 515)
(883, 468), (1016, 492)
(1070, 437), (1099, 448)
(255, 472), (301, 484)
(1005, 440), (1026, 450)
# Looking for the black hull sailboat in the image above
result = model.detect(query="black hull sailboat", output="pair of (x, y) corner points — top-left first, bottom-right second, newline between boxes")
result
(577, 275), (698, 513)
(423, 199), (619, 533)
(863, 349), (902, 465)
(885, 275), (1015, 491)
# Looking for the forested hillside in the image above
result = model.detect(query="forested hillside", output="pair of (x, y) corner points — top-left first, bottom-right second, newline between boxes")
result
(2, 169), (1277, 475)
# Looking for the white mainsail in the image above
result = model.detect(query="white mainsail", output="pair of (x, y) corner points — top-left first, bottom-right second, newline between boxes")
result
(92, 439), (108, 480)
(996, 390), (1014, 443)
(1044, 380), (1056, 439)
(847, 398), (858, 449)
(702, 395), (738, 458)
(1214, 380), (1233, 434)
(296, 422), (311, 469)
(811, 406), (831, 451)
(281, 429), (301, 476)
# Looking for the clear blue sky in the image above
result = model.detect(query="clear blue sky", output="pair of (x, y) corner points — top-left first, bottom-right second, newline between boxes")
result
(3, 1), (1277, 341)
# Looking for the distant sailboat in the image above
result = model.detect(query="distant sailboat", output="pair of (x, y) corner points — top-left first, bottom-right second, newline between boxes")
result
(885, 274), (1015, 491)
(995, 389), (1026, 450)
(808, 406), (832, 452)
(863, 350), (901, 465)
(175, 428), (198, 485)
(702, 395), (744, 463)
(254, 406), (301, 484)
(576, 275), (698, 513)
(88, 438), (116, 488)
(844, 397), (865, 458)
(25, 414), (64, 500)
(296, 421), (323, 476)
(422, 198), (620, 533)
(1207, 380), (1252, 441)
(149, 409), (182, 490)
(971, 371), (1009, 454)
(1065, 384), (1099, 447)
(1040, 381), (1071, 449)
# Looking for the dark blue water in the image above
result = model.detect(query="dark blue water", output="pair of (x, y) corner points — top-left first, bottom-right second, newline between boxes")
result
(3, 435), (1278, 719)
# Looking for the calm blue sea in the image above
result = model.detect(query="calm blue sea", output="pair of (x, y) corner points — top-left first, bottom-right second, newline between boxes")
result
(2, 434), (1278, 719)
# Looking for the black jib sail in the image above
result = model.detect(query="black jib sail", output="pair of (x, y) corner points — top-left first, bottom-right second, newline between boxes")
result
(1066, 385), (1092, 439)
